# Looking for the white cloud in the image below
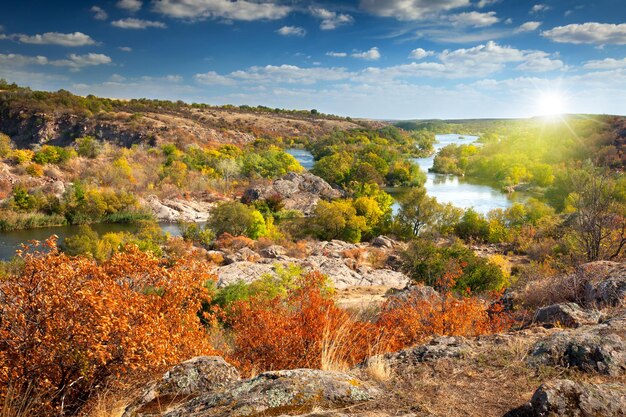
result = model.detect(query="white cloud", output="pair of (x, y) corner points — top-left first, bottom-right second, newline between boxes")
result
(583, 57), (626, 70)
(277, 26), (306, 37)
(110, 74), (127, 82)
(326, 52), (348, 57)
(229, 64), (352, 84)
(12, 32), (97, 46)
(112, 18), (167, 29)
(542, 23), (626, 45)
(530, 4), (550, 14)
(51, 53), (112, 69)
(90, 6), (108, 20)
(352, 47), (381, 61)
(477, 0), (500, 8)
(515, 21), (542, 33)
(117, 0), (142, 12)
(516, 52), (564, 72)
(118, 46), (133, 52)
(449, 11), (499, 27)
(194, 71), (237, 86)
(152, 0), (291, 21)
(0, 52), (111, 70)
(408, 48), (434, 59)
(359, 0), (470, 21)
(309, 7), (354, 30)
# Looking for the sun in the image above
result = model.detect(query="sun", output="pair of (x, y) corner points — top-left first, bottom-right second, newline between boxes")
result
(536, 91), (567, 117)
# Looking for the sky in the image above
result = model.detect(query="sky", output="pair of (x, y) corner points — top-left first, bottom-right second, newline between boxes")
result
(1, 0), (626, 119)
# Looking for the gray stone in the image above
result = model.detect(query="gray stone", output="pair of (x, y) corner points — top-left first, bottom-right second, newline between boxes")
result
(162, 368), (379, 417)
(371, 235), (396, 249)
(582, 261), (626, 307)
(505, 379), (626, 417)
(123, 356), (240, 417)
(533, 303), (601, 328)
(384, 336), (469, 367)
(528, 315), (626, 375)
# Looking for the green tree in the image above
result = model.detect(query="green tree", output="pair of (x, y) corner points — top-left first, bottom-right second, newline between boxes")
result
(396, 187), (439, 237)
(312, 200), (367, 243)
(208, 201), (267, 239)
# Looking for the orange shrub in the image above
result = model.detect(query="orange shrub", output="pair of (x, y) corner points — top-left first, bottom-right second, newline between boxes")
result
(215, 232), (255, 251)
(226, 271), (374, 375)
(378, 267), (512, 352)
(0, 238), (217, 415)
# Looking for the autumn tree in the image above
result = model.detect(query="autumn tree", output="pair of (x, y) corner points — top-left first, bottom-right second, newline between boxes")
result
(396, 187), (439, 237)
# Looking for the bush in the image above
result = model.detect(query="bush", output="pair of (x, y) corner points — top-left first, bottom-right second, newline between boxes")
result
(208, 201), (267, 239)
(0, 239), (216, 415)
(75, 136), (101, 158)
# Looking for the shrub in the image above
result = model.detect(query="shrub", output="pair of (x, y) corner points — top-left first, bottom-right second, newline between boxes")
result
(208, 201), (267, 239)
(25, 163), (44, 177)
(10, 149), (34, 165)
(75, 136), (101, 158)
(0, 239), (216, 415)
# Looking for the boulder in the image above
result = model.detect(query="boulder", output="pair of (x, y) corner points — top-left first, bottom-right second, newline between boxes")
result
(222, 247), (260, 264)
(533, 303), (602, 328)
(161, 369), (379, 417)
(242, 173), (342, 216)
(123, 356), (240, 417)
(259, 245), (287, 259)
(142, 195), (215, 222)
(528, 315), (626, 375)
(215, 262), (275, 287)
(582, 261), (626, 307)
(384, 336), (469, 368)
(505, 379), (626, 417)
(371, 235), (395, 249)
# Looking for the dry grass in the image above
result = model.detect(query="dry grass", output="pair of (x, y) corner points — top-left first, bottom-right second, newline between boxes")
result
(363, 355), (392, 382)
(1, 385), (42, 417)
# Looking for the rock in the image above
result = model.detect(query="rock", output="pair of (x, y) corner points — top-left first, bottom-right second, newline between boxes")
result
(533, 303), (602, 328)
(384, 336), (469, 367)
(384, 284), (440, 310)
(259, 245), (287, 259)
(242, 173), (342, 216)
(505, 379), (626, 417)
(582, 261), (626, 307)
(222, 247), (260, 264)
(528, 315), (626, 375)
(123, 356), (240, 417)
(371, 236), (395, 249)
(141, 195), (216, 222)
(309, 240), (359, 258)
(215, 261), (275, 287)
(161, 369), (379, 417)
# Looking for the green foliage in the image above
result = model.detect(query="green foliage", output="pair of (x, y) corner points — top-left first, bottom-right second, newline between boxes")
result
(401, 239), (507, 293)
(75, 136), (101, 158)
(208, 201), (267, 239)
(10, 185), (36, 211)
(311, 200), (367, 243)
(180, 222), (215, 246)
(0, 133), (12, 157)
(455, 209), (490, 242)
(33, 145), (75, 165)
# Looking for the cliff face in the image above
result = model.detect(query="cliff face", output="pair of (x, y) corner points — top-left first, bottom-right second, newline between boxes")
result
(0, 92), (374, 149)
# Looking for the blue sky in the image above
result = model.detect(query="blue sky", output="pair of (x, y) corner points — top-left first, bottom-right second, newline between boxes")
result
(1, 0), (626, 119)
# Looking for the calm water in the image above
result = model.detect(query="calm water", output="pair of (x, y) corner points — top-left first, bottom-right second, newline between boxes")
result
(286, 148), (315, 170)
(0, 222), (188, 261)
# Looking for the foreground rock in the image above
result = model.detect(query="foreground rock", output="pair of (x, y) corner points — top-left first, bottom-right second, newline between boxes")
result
(127, 363), (379, 417)
(506, 379), (626, 417)
(123, 356), (240, 417)
(532, 302), (601, 328)
(382, 336), (469, 369)
(242, 172), (342, 215)
(528, 314), (626, 375)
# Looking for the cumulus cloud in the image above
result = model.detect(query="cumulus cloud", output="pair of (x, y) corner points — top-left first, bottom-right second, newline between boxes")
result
(277, 26), (306, 37)
(194, 71), (237, 85)
(583, 57), (626, 70)
(542, 23), (626, 45)
(515, 21), (542, 33)
(530, 4), (550, 14)
(359, 0), (470, 21)
(118, 46), (133, 52)
(152, 0), (291, 21)
(352, 47), (381, 61)
(408, 48), (434, 59)
(449, 11), (499, 27)
(90, 6), (108, 20)
(230, 64), (352, 84)
(112, 18), (167, 29)
(309, 7), (354, 30)
(0, 52), (111, 70)
(117, 0), (142, 12)
(11, 32), (97, 46)
(516, 52), (564, 72)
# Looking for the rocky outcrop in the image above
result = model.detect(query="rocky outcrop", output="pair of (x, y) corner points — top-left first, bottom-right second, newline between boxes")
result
(123, 356), (241, 417)
(506, 379), (626, 417)
(383, 337), (469, 368)
(141, 195), (217, 222)
(581, 261), (626, 307)
(528, 314), (626, 375)
(533, 303), (602, 328)
(126, 360), (379, 417)
(242, 172), (342, 215)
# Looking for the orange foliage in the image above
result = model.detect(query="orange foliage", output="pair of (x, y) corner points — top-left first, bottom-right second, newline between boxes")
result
(226, 271), (374, 375)
(0, 237), (217, 415)
(214, 232), (255, 251)
(378, 266), (512, 352)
